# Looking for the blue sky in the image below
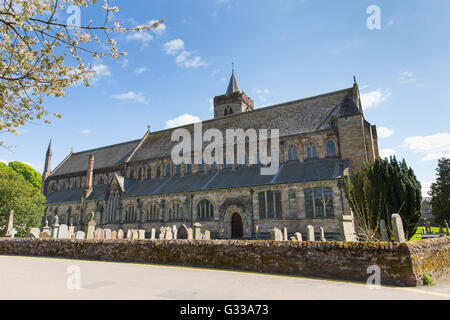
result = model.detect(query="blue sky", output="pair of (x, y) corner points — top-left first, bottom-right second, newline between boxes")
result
(1, 0), (449, 197)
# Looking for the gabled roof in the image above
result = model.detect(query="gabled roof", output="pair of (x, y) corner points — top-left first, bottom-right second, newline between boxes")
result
(51, 140), (140, 176)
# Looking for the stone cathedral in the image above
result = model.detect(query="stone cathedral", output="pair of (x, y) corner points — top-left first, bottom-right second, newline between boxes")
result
(41, 71), (379, 240)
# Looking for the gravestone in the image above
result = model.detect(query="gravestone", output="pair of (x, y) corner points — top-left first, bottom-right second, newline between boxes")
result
(132, 230), (139, 240)
(283, 228), (288, 241)
(338, 215), (357, 241)
(188, 228), (193, 240)
(111, 231), (117, 240)
(42, 219), (51, 236)
(391, 213), (406, 242)
(104, 229), (112, 240)
(95, 228), (104, 240)
(290, 236), (296, 241)
(151, 228), (156, 240)
(52, 224), (59, 239)
(204, 230), (211, 240)
(57, 224), (70, 239)
(445, 221), (450, 236)
(320, 227), (326, 242)
(3, 210), (14, 237)
(68, 226), (75, 239)
(138, 229), (146, 240)
(306, 225), (315, 241)
(165, 228), (173, 240)
(126, 229), (132, 239)
(380, 219), (389, 242)
(270, 228), (283, 241)
(27, 228), (41, 238)
(193, 223), (203, 240)
(117, 229), (124, 239)
(39, 231), (51, 238)
(294, 232), (302, 242)
(159, 227), (165, 240)
(86, 217), (96, 240)
(75, 231), (86, 240)
(9, 228), (17, 238)
(172, 225), (178, 240)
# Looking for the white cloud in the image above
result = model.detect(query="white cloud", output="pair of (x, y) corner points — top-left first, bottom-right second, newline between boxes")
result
(209, 99), (214, 112)
(126, 32), (154, 47)
(149, 19), (166, 35)
(421, 181), (433, 198)
(110, 91), (149, 105)
(379, 148), (396, 158)
(254, 88), (271, 103)
(398, 71), (416, 84)
(401, 133), (450, 161)
(377, 127), (394, 139)
(360, 89), (391, 110)
(118, 58), (129, 69)
(163, 39), (185, 55)
(81, 129), (91, 135)
(92, 63), (111, 78)
(134, 67), (150, 74)
(165, 113), (201, 129)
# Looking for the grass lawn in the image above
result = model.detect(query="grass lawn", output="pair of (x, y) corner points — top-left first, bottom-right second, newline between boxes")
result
(410, 226), (449, 241)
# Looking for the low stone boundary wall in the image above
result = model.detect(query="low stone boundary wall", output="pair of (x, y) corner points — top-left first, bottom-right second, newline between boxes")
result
(0, 237), (449, 287)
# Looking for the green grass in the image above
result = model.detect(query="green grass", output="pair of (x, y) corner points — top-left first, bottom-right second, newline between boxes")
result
(423, 273), (436, 286)
(410, 226), (449, 241)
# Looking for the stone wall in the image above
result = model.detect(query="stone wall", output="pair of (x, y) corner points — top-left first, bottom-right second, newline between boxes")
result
(1, 237), (449, 287)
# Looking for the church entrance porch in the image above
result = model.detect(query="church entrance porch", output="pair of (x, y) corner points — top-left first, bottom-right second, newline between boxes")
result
(231, 213), (243, 239)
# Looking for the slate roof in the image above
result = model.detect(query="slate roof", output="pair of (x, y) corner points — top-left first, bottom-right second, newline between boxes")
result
(51, 140), (140, 176)
(226, 70), (241, 95)
(49, 86), (360, 178)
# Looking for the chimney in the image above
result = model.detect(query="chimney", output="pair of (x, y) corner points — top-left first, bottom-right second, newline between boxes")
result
(85, 154), (94, 198)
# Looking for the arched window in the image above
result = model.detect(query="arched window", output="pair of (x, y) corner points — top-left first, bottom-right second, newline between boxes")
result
(326, 140), (337, 157)
(147, 167), (152, 180)
(107, 189), (120, 223)
(287, 145), (298, 161)
(186, 164), (192, 175)
(176, 164), (181, 175)
(197, 199), (214, 220)
(125, 205), (137, 222)
(156, 165), (161, 178)
(167, 202), (183, 221)
(146, 203), (159, 221)
(224, 105), (233, 116)
(306, 143), (318, 160)
(129, 169), (134, 179)
(138, 167), (143, 179)
(165, 163), (171, 177)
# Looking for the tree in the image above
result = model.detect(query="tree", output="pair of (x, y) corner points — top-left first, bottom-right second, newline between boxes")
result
(7, 161), (41, 189)
(0, 0), (162, 141)
(343, 157), (422, 241)
(0, 162), (45, 237)
(429, 158), (450, 224)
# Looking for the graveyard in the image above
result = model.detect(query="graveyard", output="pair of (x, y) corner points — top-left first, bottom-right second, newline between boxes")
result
(0, 208), (449, 288)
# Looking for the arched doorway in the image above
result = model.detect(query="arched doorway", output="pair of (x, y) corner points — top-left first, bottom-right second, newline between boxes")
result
(178, 225), (188, 239)
(231, 213), (243, 239)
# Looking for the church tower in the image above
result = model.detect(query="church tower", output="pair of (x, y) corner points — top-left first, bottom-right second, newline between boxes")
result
(213, 68), (254, 119)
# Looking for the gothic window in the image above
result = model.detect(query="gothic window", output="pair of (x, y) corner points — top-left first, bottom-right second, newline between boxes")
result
(304, 187), (334, 218)
(306, 143), (318, 160)
(186, 164), (192, 175)
(258, 190), (282, 219)
(129, 169), (134, 179)
(146, 203), (159, 221)
(156, 165), (161, 178)
(224, 105), (233, 116)
(176, 164), (181, 175)
(326, 140), (337, 157)
(168, 201), (183, 221)
(125, 205), (137, 222)
(197, 199), (214, 220)
(288, 145), (298, 161)
(48, 182), (57, 194)
(165, 163), (171, 177)
(107, 189), (120, 223)
(147, 167), (152, 180)
(138, 168), (143, 179)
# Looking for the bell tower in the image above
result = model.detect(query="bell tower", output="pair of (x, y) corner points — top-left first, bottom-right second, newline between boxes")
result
(213, 68), (254, 119)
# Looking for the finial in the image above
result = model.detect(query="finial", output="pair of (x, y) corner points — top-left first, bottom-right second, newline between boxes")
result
(232, 62), (234, 72)
(147, 125), (151, 132)
(353, 75), (357, 85)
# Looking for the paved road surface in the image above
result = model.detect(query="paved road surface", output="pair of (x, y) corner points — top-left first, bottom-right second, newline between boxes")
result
(0, 255), (449, 300)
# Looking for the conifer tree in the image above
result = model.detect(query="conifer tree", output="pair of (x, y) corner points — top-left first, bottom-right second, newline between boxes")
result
(429, 158), (450, 224)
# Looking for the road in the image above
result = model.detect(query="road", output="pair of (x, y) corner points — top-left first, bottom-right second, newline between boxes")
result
(0, 255), (449, 300)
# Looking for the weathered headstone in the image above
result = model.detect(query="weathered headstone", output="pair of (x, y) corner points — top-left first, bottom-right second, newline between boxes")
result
(126, 229), (132, 239)
(86, 216), (96, 240)
(39, 231), (51, 238)
(52, 225), (59, 239)
(95, 228), (104, 240)
(68, 225), (75, 239)
(42, 219), (51, 236)
(306, 225), (315, 241)
(290, 236), (296, 241)
(380, 219), (389, 242)
(111, 231), (117, 240)
(27, 228), (40, 238)
(391, 213), (406, 242)
(165, 228), (173, 240)
(445, 221), (450, 236)
(138, 229), (146, 240)
(270, 228), (283, 241)
(172, 225), (178, 240)
(283, 228), (288, 241)
(3, 210), (14, 237)
(320, 227), (326, 242)
(57, 224), (70, 239)
(9, 228), (17, 238)
(193, 223), (202, 240)
(132, 230), (139, 240)
(294, 232), (302, 242)
(117, 229), (124, 239)
(188, 228), (193, 240)
(338, 215), (357, 241)
(159, 227), (165, 240)
(75, 231), (86, 239)
(151, 228), (156, 240)
(104, 229), (112, 240)
(204, 230), (211, 240)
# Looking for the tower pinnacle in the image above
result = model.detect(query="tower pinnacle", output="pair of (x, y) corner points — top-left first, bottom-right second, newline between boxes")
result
(226, 68), (241, 95)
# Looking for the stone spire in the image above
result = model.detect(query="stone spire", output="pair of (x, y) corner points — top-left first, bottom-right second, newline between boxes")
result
(226, 67), (241, 95)
(41, 139), (52, 194)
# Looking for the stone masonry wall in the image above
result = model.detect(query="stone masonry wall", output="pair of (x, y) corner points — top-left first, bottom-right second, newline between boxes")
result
(1, 237), (449, 287)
